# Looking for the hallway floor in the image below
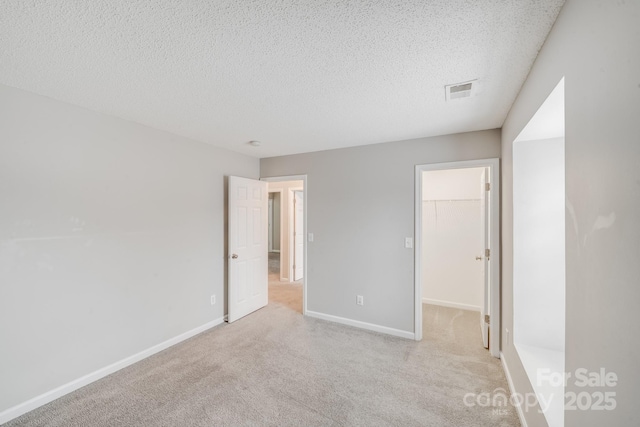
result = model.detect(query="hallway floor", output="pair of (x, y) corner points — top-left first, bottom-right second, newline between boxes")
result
(268, 251), (303, 314)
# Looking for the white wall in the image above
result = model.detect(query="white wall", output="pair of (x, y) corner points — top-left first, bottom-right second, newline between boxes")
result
(513, 136), (565, 351)
(422, 168), (485, 201)
(513, 136), (566, 427)
(267, 180), (303, 281)
(422, 168), (484, 311)
(501, 1), (640, 426)
(261, 130), (500, 335)
(0, 84), (259, 417)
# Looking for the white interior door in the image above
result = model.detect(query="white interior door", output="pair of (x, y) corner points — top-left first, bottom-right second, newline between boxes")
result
(480, 168), (490, 348)
(293, 191), (304, 281)
(228, 176), (268, 323)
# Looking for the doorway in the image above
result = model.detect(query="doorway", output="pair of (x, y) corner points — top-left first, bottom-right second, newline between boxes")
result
(262, 176), (307, 314)
(268, 190), (283, 285)
(421, 167), (486, 310)
(414, 159), (500, 358)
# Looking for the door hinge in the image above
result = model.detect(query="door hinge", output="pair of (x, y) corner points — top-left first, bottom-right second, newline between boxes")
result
(485, 183), (490, 191)
(485, 248), (490, 259)
(484, 314), (490, 324)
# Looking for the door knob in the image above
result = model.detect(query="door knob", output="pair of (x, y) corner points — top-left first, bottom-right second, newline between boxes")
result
(231, 254), (238, 259)
(475, 256), (482, 260)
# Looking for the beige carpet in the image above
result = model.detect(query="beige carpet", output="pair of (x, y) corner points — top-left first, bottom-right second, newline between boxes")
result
(6, 291), (519, 426)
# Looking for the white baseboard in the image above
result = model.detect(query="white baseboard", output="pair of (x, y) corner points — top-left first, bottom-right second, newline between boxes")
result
(0, 317), (226, 425)
(422, 298), (481, 312)
(306, 310), (414, 340)
(500, 352), (528, 427)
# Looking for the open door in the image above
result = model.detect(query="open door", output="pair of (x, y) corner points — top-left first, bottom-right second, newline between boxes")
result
(480, 168), (490, 348)
(293, 191), (304, 281)
(228, 176), (268, 323)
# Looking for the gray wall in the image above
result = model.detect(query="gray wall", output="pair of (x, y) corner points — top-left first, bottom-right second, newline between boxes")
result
(501, 1), (640, 425)
(261, 130), (500, 333)
(271, 192), (281, 251)
(0, 84), (259, 413)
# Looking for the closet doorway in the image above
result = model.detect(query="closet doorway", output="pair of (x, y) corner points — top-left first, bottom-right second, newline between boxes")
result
(414, 159), (500, 357)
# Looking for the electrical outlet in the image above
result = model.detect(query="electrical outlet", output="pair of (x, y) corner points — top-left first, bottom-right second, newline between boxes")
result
(506, 328), (510, 345)
(210, 295), (216, 305)
(308, 233), (314, 242)
(404, 237), (413, 249)
(356, 295), (364, 306)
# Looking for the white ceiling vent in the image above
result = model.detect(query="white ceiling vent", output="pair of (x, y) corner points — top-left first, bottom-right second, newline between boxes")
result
(445, 80), (478, 101)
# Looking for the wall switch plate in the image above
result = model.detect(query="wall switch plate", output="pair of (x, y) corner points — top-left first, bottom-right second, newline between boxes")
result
(210, 295), (216, 305)
(308, 233), (314, 242)
(356, 295), (364, 306)
(405, 237), (413, 249)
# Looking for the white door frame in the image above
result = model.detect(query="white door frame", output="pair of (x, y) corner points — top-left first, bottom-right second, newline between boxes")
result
(261, 175), (308, 315)
(268, 195), (274, 253)
(414, 158), (500, 358)
(292, 190), (304, 281)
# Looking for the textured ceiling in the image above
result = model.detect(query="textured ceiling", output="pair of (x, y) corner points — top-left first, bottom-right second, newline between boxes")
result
(0, 0), (565, 158)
